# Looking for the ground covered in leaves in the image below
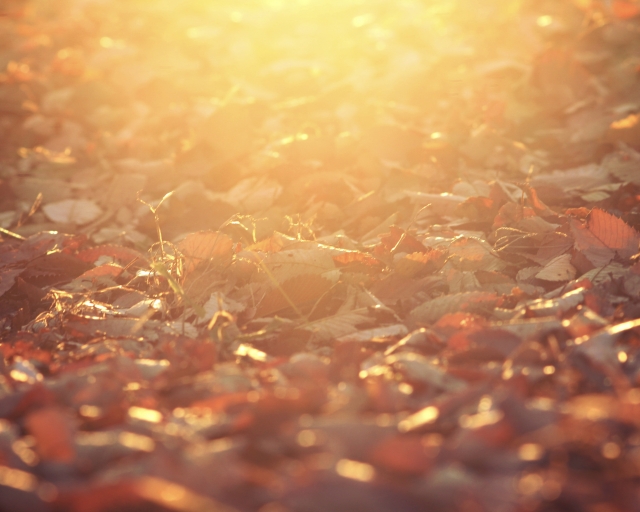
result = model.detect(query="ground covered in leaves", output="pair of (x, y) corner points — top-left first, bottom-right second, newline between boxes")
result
(1, 0), (640, 510)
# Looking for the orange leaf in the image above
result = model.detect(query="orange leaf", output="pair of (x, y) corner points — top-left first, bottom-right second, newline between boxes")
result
(588, 208), (640, 259)
(396, 249), (446, 277)
(523, 184), (554, 217)
(77, 263), (124, 280)
(333, 251), (382, 272)
(566, 207), (590, 219)
(177, 231), (234, 275)
(571, 219), (615, 268)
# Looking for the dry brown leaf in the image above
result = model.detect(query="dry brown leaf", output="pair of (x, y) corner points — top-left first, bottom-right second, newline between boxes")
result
(76, 245), (146, 266)
(256, 273), (332, 318)
(531, 163), (611, 192)
(336, 324), (408, 342)
(177, 231), (234, 276)
(0, 268), (22, 298)
(410, 291), (499, 324)
(571, 219), (616, 268)
(395, 249), (446, 277)
(535, 253), (576, 282)
(247, 232), (295, 253)
(572, 208), (640, 268)
(449, 237), (505, 272)
(303, 307), (373, 341)
(42, 199), (103, 225)
(264, 248), (336, 283)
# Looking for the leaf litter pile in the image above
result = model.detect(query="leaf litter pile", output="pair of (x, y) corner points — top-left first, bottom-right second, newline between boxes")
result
(2, 0), (640, 511)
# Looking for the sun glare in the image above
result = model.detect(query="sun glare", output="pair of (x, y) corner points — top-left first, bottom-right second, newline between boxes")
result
(18, 0), (537, 186)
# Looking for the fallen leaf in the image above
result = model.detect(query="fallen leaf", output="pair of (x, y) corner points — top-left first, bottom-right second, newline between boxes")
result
(411, 292), (500, 324)
(336, 324), (408, 342)
(42, 199), (103, 225)
(535, 253), (576, 282)
(256, 273), (332, 318)
(570, 208), (640, 266)
(587, 208), (640, 259)
(76, 244), (146, 266)
(177, 231), (234, 276)
(264, 248), (336, 283)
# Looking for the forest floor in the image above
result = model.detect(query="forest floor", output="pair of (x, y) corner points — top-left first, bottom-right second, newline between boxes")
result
(1, 0), (640, 511)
